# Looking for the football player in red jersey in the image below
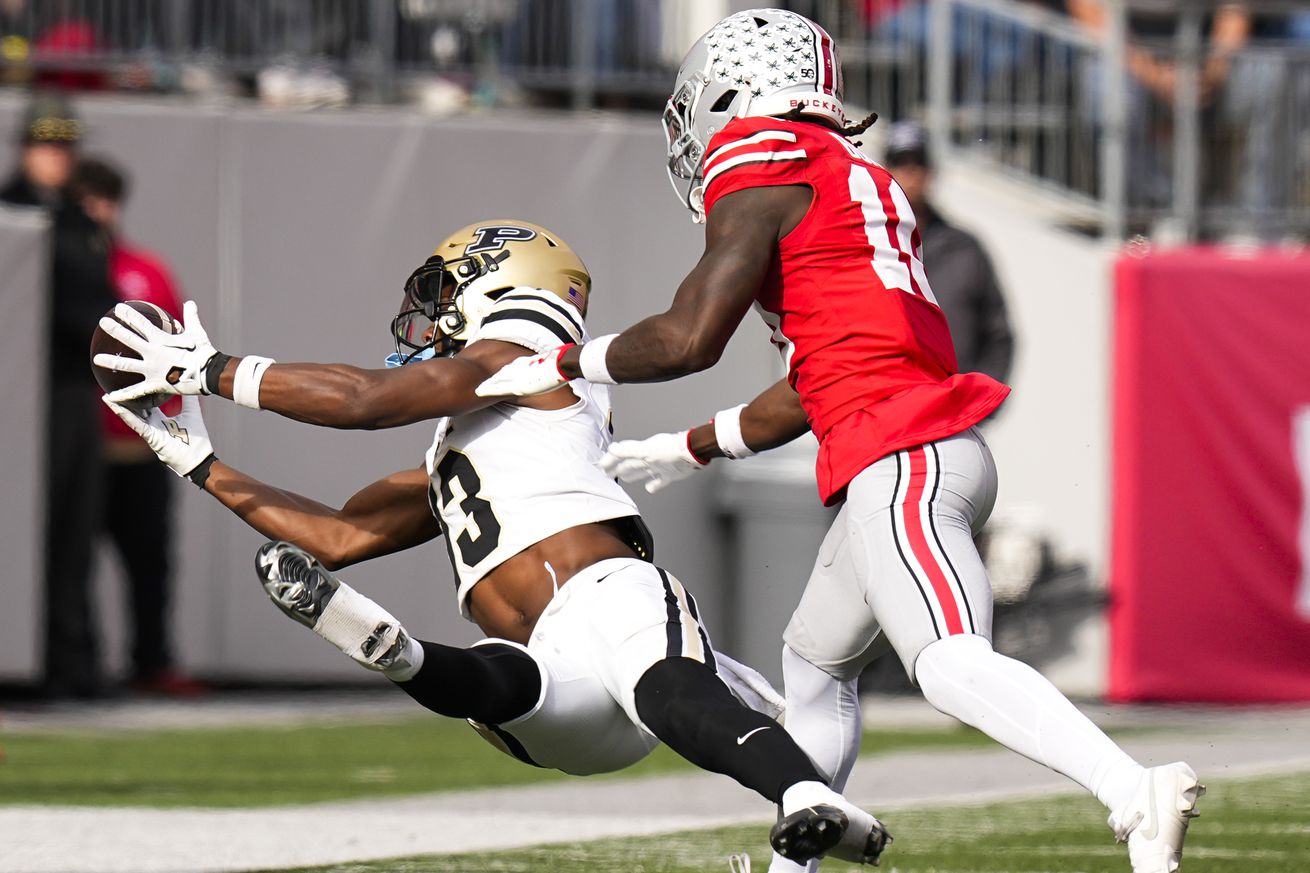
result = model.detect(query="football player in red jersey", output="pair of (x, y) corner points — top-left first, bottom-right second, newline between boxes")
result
(477, 9), (1201, 873)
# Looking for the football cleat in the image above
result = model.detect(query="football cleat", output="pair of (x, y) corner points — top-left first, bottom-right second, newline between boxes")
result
(1108, 762), (1205, 873)
(770, 804), (892, 866)
(255, 541), (413, 672)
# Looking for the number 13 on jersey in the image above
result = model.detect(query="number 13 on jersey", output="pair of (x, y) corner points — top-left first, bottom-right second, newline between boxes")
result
(435, 449), (502, 566)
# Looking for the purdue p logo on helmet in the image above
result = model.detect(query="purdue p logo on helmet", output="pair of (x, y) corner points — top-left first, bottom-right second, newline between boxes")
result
(663, 8), (847, 222)
(390, 220), (590, 365)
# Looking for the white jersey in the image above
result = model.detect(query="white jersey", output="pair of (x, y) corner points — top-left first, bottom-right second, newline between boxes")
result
(424, 287), (640, 618)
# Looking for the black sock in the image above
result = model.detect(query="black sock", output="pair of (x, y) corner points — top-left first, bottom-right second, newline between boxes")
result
(392, 640), (540, 726)
(634, 657), (823, 803)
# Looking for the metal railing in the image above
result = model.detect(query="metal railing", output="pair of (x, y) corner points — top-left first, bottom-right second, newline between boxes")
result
(0, 0), (690, 106)
(3, 0), (1308, 240)
(921, 0), (1310, 241)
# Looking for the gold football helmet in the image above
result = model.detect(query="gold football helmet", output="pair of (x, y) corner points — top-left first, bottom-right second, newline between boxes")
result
(390, 220), (591, 365)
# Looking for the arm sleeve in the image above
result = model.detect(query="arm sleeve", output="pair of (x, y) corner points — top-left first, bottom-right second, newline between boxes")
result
(469, 287), (586, 354)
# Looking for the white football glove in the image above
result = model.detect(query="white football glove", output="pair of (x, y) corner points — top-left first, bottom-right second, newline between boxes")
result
(94, 300), (220, 398)
(103, 394), (216, 483)
(475, 346), (571, 398)
(600, 431), (708, 494)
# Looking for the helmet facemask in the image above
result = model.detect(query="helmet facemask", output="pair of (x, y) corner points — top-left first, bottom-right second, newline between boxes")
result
(663, 74), (749, 224)
(388, 253), (492, 366)
(663, 76), (708, 221)
(387, 220), (592, 368)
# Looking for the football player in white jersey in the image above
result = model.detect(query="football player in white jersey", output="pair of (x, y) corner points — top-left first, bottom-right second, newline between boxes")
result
(97, 220), (890, 867)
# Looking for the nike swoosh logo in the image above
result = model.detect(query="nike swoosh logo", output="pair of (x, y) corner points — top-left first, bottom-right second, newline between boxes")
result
(1139, 776), (1160, 840)
(736, 726), (770, 745)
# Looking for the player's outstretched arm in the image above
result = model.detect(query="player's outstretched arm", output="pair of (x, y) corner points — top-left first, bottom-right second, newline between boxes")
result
(200, 339), (539, 429)
(103, 395), (440, 568)
(474, 185), (811, 399)
(568, 185), (811, 383)
(601, 378), (810, 493)
(97, 300), (543, 429)
(203, 464), (440, 570)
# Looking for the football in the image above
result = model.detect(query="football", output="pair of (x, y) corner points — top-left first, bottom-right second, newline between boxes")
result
(89, 300), (180, 411)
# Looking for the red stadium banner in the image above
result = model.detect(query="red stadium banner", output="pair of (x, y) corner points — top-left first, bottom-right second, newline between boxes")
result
(1109, 247), (1310, 702)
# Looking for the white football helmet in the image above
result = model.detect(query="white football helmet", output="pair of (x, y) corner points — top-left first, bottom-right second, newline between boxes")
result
(663, 8), (846, 222)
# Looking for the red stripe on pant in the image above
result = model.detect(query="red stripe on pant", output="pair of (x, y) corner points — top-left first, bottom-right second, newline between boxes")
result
(902, 448), (965, 635)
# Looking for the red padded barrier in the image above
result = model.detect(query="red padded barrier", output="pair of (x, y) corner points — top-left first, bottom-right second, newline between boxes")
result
(1110, 247), (1310, 702)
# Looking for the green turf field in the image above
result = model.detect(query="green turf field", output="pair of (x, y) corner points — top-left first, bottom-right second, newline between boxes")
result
(0, 715), (994, 807)
(268, 770), (1310, 873)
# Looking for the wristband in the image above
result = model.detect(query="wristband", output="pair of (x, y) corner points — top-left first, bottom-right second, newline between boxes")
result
(578, 334), (619, 385)
(186, 453), (218, 489)
(713, 403), (756, 460)
(202, 352), (232, 396)
(552, 343), (577, 379)
(233, 355), (276, 409)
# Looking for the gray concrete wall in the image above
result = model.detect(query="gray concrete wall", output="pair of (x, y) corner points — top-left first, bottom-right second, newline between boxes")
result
(0, 208), (48, 681)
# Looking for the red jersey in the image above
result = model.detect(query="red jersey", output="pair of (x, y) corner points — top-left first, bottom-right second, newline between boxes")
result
(102, 243), (184, 439)
(702, 116), (1009, 504)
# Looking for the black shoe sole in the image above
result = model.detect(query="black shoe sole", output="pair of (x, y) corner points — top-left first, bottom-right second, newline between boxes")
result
(770, 804), (848, 862)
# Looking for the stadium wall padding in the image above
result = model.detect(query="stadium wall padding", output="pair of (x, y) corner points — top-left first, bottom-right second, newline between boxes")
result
(1109, 248), (1310, 702)
(0, 208), (48, 681)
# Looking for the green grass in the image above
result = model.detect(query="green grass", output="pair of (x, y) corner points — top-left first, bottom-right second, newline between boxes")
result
(0, 715), (994, 808)
(269, 770), (1310, 873)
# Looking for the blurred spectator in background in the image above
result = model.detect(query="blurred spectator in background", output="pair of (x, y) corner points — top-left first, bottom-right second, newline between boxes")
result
(31, 0), (108, 91)
(0, 0), (34, 86)
(70, 157), (202, 697)
(885, 121), (1014, 384)
(1067, 0), (1251, 210)
(1218, 9), (1310, 241)
(1, 91), (117, 700)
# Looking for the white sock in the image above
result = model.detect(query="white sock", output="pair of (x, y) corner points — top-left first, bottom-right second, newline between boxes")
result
(768, 647), (861, 873)
(780, 780), (843, 817)
(915, 634), (1144, 811)
(312, 582), (412, 674)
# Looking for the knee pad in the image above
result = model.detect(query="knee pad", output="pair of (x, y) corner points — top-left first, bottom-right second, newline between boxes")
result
(634, 656), (725, 730)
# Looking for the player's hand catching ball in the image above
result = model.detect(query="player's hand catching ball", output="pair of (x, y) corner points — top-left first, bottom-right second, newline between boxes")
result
(94, 300), (221, 400)
(103, 394), (215, 483)
(475, 345), (572, 398)
(600, 431), (708, 494)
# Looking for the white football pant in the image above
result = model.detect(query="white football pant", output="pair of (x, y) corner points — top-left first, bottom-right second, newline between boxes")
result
(769, 428), (1143, 873)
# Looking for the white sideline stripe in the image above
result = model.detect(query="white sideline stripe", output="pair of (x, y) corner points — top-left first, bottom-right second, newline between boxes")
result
(3, 732), (1307, 872)
(704, 129), (798, 167)
(703, 149), (807, 187)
